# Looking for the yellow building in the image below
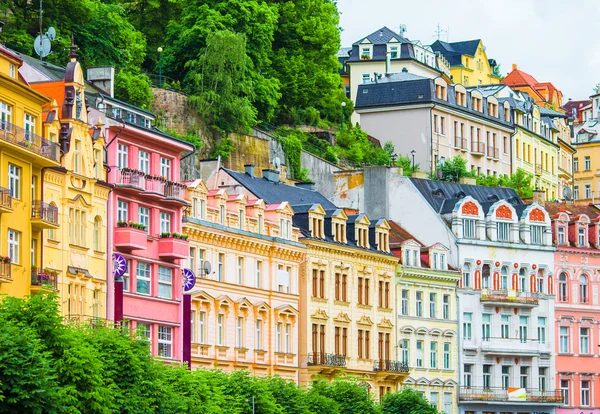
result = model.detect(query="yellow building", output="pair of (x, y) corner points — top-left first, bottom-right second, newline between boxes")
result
(0, 46), (61, 297)
(431, 39), (501, 87)
(31, 46), (109, 321)
(184, 180), (306, 382)
(572, 124), (600, 202)
(390, 222), (460, 414)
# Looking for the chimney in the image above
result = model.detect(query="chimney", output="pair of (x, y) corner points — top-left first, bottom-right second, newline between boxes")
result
(386, 52), (391, 75)
(87, 67), (115, 97)
(459, 176), (477, 185)
(512, 63), (517, 71)
(244, 164), (255, 177)
(533, 189), (545, 206)
(295, 182), (315, 191)
(262, 169), (280, 183)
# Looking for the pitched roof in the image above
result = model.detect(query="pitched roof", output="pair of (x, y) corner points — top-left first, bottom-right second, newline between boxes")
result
(430, 39), (481, 66)
(539, 106), (567, 118)
(544, 202), (600, 221)
(222, 168), (337, 210)
(389, 220), (422, 248)
(352, 26), (407, 46)
(502, 66), (539, 87)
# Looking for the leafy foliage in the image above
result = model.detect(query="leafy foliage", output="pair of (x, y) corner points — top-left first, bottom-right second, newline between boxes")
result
(436, 155), (477, 182)
(114, 71), (154, 110)
(476, 168), (534, 198)
(381, 387), (438, 414)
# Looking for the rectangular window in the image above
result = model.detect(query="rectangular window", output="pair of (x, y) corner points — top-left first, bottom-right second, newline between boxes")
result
(157, 266), (172, 299)
(502, 366), (510, 389)
(136, 262), (151, 295)
(277, 323), (282, 353)
(443, 393), (451, 414)
(122, 260), (130, 291)
(237, 317), (244, 348)
(582, 380), (590, 406)
(389, 46), (398, 59)
(24, 113), (35, 140)
(160, 157), (171, 179)
(217, 314), (224, 346)
(255, 320), (262, 350)
(218, 253), (224, 282)
(138, 207), (150, 233)
(560, 326), (569, 353)
(285, 324), (291, 354)
(585, 185), (592, 199)
(561, 380), (570, 405)
(537, 317), (546, 344)
(237, 257), (244, 285)
(137, 322), (151, 344)
(429, 292), (437, 318)
(501, 315), (509, 339)
(117, 200), (129, 222)
(0, 101), (12, 129)
(580, 327), (590, 354)
(579, 227), (586, 246)
(519, 316), (528, 342)
(199, 312), (206, 343)
(159, 212), (171, 234)
(463, 364), (472, 388)
(416, 291), (423, 317)
(157, 326), (172, 358)
(401, 289), (409, 315)
(430, 342), (437, 368)
(463, 219), (476, 239)
(520, 366), (528, 388)
(138, 150), (150, 173)
(482, 314), (491, 341)
(8, 164), (20, 199)
(443, 342), (450, 369)
(402, 339), (409, 364)
(463, 312), (472, 340)
(585, 156), (591, 170)
(574, 157), (579, 172)
(443, 295), (450, 319)
(256, 260), (261, 288)
(429, 392), (438, 410)
(361, 73), (370, 84)
(117, 144), (128, 169)
(531, 225), (544, 245)
(483, 364), (492, 389)
(497, 222), (510, 242)
(416, 340), (423, 367)
(539, 367), (547, 391)
(7, 229), (20, 264)
(558, 226), (565, 244)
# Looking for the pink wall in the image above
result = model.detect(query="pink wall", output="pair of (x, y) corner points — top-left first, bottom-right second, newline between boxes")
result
(106, 124), (193, 361)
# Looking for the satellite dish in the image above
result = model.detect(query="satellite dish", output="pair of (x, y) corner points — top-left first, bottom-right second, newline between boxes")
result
(33, 35), (51, 57)
(203, 261), (212, 276)
(47, 27), (56, 41)
(273, 157), (281, 169)
(563, 186), (573, 200)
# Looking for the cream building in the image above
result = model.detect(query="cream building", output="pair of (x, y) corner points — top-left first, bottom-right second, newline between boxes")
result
(184, 179), (305, 382)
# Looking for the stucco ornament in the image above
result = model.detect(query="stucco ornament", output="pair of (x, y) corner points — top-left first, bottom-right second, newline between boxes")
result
(496, 205), (512, 219)
(529, 208), (546, 222)
(462, 201), (479, 216)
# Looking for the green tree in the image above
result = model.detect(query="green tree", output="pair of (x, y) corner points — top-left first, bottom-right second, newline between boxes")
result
(395, 154), (420, 175)
(507, 168), (534, 198)
(437, 155), (476, 182)
(114, 70), (154, 110)
(381, 388), (438, 414)
(308, 377), (380, 414)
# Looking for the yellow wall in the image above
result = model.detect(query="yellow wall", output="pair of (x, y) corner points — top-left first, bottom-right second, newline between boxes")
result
(0, 51), (61, 298)
(573, 141), (600, 203)
(450, 41), (501, 87)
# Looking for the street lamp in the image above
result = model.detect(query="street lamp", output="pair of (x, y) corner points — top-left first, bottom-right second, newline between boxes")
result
(246, 396), (255, 414)
(410, 150), (416, 173)
(157, 47), (164, 88)
(341, 101), (347, 133)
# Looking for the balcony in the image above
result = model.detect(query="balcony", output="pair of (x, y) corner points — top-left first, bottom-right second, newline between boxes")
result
(115, 169), (146, 192)
(535, 164), (542, 176)
(158, 235), (189, 260)
(479, 337), (549, 356)
(31, 201), (59, 231)
(145, 176), (166, 197)
(373, 359), (409, 373)
(0, 187), (13, 213)
(30, 270), (58, 293)
(114, 224), (148, 251)
(471, 141), (486, 155)
(0, 261), (12, 282)
(0, 121), (60, 164)
(307, 352), (346, 368)
(480, 290), (539, 307)
(164, 182), (187, 203)
(459, 387), (563, 405)
(454, 137), (467, 151)
(487, 147), (499, 159)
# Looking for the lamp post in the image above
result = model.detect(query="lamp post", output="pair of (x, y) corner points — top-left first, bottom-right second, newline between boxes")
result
(341, 101), (347, 134)
(410, 150), (416, 173)
(157, 47), (164, 88)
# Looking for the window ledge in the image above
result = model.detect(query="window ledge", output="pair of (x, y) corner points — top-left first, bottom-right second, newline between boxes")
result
(69, 244), (89, 251)
(311, 296), (328, 303)
(47, 239), (60, 245)
(334, 300), (350, 306)
(357, 304), (373, 310)
(215, 345), (229, 350)
(93, 250), (105, 255)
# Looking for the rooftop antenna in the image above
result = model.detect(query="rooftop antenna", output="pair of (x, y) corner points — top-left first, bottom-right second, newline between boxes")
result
(433, 23), (448, 42)
(32, 0), (55, 59)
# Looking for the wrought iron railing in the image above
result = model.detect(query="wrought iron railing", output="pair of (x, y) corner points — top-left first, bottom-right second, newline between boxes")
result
(459, 387), (563, 403)
(480, 290), (539, 304)
(487, 147), (499, 159)
(0, 121), (59, 162)
(31, 271), (58, 289)
(0, 262), (11, 279)
(373, 359), (410, 373)
(0, 187), (12, 209)
(31, 201), (59, 224)
(472, 141), (486, 154)
(307, 352), (346, 367)
(118, 169), (146, 189)
(454, 137), (466, 149)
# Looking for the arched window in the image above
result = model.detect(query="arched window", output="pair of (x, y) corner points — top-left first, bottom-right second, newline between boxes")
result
(482, 264), (491, 289)
(580, 275), (589, 304)
(559, 273), (568, 302)
(93, 216), (101, 251)
(500, 266), (509, 290)
(519, 268), (527, 292)
(462, 263), (471, 288)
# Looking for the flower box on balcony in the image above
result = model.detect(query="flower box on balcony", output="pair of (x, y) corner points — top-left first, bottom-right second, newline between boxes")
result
(158, 235), (188, 260)
(114, 225), (148, 251)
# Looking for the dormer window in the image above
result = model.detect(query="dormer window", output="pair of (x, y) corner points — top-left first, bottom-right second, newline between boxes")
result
(334, 221), (347, 244)
(530, 225), (544, 245)
(455, 91), (466, 106)
(471, 96), (482, 112)
(311, 216), (324, 238)
(404, 248), (419, 267)
(504, 106), (510, 121)
(435, 84), (447, 100)
(356, 227), (369, 248)
(497, 222), (510, 242)
(389, 46), (398, 59)
(463, 219), (477, 239)
(578, 227), (586, 247)
(9, 64), (15, 78)
(557, 225), (566, 245)
(376, 231), (389, 252)
(360, 46), (371, 59)
(431, 252), (446, 270)
(487, 102), (498, 117)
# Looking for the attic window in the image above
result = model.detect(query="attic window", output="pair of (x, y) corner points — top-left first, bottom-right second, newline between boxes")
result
(311, 216), (324, 239)
(334, 221), (347, 244)
(454, 191), (466, 199)
(356, 226), (369, 248)
(363, 89), (369, 94)
(487, 195), (499, 202)
(377, 229), (389, 252)
(508, 197), (520, 205)
(432, 189), (445, 199)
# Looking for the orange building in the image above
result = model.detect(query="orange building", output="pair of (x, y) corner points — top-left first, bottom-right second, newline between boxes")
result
(502, 64), (564, 111)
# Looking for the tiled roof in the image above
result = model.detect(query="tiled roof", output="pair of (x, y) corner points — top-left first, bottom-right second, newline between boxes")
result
(539, 106), (567, 118)
(389, 220), (422, 247)
(222, 168), (337, 210)
(337, 47), (352, 57)
(544, 202), (600, 221)
(352, 26), (406, 46)
(502, 66), (539, 87)
(430, 39), (481, 66)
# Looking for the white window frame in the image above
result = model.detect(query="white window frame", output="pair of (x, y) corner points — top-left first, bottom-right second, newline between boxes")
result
(160, 157), (171, 180)
(497, 221), (510, 242)
(463, 312), (472, 340)
(117, 200), (129, 222)
(217, 314), (224, 346)
(255, 319), (262, 350)
(157, 326), (172, 358)
(198, 311), (206, 343)
(538, 317), (546, 344)
(236, 317), (244, 348)
(157, 266), (172, 299)
(7, 229), (20, 264)
(117, 144), (128, 169)
(463, 219), (477, 239)
(580, 327), (590, 354)
(136, 262), (151, 295)
(138, 150), (150, 173)
(138, 206), (150, 233)
(531, 225), (544, 245)
(160, 212), (171, 234)
(8, 163), (20, 199)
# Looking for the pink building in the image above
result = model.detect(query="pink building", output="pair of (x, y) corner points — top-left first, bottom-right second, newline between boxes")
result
(93, 96), (193, 361)
(547, 202), (600, 413)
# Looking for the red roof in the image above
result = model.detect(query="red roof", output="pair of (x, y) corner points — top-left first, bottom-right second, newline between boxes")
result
(502, 65), (538, 87)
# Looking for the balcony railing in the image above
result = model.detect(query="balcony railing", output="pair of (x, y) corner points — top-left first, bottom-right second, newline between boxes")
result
(479, 336), (549, 355)
(307, 352), (346, 367)
(0, 262), (11, 280)
(0, 121), (60, 162)
(459, 387), (563, 404)
(487, 147), (499, 159)
(373, 359), (410, 373)
(31, 201), (59, 224)
(164, 182), (186, 199)
(472, 141), (486, 155)
(480, 289), (539, 305)
(0, 187), (12, 210)
(454, 137), (466, 149)
(117, 169), (146, 190)
(31, 270), (58, 290)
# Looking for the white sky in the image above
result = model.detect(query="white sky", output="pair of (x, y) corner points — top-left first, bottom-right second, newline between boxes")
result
(338, 0), (598, 101)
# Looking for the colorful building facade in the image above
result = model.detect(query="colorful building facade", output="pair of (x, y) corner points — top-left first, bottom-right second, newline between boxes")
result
(31, 48), (109, 321)
(546, 202), (600, 413)
(390, 221), (461, 414)
(502, 64), (563, 110)
(0, 46), (61, 297)
(183, 180), (305, 381)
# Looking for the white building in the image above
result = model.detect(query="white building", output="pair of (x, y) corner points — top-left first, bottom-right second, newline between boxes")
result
(331, 167), (562, 414)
